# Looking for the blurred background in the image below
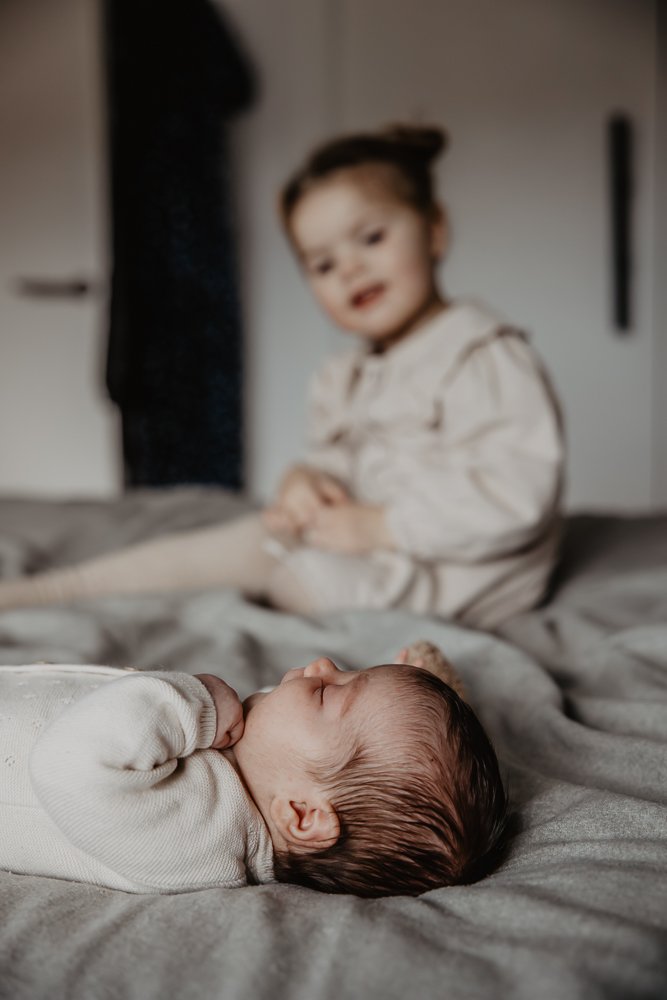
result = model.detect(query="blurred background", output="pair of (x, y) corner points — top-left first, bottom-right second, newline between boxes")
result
(0, 0), (665, 510)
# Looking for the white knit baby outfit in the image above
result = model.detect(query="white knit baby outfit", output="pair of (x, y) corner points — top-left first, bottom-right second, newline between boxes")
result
(0, 665), (274, 893)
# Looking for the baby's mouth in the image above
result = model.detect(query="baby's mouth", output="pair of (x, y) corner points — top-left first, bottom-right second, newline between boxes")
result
(350, 284), (385, 309)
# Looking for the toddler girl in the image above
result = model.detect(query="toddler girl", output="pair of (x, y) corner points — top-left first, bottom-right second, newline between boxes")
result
(0, 645), (506, 897)
(0, 125), (563, 628)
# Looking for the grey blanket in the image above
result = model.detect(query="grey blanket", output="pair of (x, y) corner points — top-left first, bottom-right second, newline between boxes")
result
(0, 490), (665, 1000)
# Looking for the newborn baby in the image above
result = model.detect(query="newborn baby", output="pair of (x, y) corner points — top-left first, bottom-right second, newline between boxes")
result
(0, 645), (506, 897)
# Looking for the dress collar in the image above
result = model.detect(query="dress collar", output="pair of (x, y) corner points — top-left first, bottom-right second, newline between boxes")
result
(355, 299), (506, 371)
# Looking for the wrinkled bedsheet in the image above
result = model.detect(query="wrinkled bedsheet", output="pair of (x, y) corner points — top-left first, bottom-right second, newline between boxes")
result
(0, 490), (665, 1000)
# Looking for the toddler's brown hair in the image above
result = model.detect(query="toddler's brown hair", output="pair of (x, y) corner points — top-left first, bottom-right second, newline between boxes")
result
(280, 123), (448, 228)
(273, 665), (508, 898)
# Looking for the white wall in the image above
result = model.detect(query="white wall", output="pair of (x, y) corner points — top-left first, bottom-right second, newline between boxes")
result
(225, 0), (661, 510)
(0, 0), (663, 510)
(0, 0), (120, 497)
(654, 0), (667, 504)
(221, 0), (348, 503)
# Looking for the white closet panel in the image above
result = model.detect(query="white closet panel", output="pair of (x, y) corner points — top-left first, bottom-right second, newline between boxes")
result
(0, 0), (119, 497)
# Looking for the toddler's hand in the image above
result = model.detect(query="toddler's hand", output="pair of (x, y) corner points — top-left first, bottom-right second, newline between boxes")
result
(263, 505), (299, 536)
(394, 642), (468, 700)
(194, 674), (245, 749)
(304, 503), (396, 553)
(266, 465), (349, 535)
(394, 647), (426, 669)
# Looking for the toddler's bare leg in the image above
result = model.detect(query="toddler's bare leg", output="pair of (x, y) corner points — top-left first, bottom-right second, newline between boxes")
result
(266, 561), (319, 615)
(0, 514), (284, 610)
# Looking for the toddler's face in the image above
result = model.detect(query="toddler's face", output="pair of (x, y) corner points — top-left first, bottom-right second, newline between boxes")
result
(290, 166), (444, 347)
(235, 658), (408, 779)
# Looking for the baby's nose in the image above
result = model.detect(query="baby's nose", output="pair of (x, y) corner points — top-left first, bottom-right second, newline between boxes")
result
(303, 657), (340, 679)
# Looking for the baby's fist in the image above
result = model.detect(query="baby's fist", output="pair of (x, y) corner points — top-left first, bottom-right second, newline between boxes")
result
(195, 674), (245, 749)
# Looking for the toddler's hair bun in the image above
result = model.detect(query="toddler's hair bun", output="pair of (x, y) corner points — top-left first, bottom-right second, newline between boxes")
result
(280, 122), (449, 225)
(377, 125), (449, 164)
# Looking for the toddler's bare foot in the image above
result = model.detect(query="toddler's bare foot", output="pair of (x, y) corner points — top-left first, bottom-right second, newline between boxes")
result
(396, 640), (468, 701)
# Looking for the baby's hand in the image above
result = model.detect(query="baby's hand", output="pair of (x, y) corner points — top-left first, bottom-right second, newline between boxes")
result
(194, 674), (245, 749)
(266, 465), (349, 536)
(305, 503), (396, 553)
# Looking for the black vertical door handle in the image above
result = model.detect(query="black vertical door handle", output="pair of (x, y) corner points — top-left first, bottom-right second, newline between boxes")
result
(608, 113), (633, 332)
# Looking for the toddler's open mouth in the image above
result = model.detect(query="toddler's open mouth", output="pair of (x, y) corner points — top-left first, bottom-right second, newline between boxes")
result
(351, 283), (385, 309)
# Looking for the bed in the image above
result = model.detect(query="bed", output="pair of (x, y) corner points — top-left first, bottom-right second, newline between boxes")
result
(0, 489), (665, 999)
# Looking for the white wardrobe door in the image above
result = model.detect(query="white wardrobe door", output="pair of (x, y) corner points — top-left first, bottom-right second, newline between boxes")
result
(338, 0), (657, 510)
(0, 0), (120, 497)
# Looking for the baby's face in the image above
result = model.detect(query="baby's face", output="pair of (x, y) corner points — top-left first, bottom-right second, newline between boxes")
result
(235, 658), (407, 781)
(290, 166), (444, 347)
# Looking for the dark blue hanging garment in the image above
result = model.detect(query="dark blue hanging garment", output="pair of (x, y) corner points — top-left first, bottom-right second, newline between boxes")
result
(104, 0), (255, 488)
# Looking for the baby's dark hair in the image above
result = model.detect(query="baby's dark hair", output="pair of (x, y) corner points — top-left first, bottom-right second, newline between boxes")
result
(280, 124), (448, 227)
(273, 667), (508, 898)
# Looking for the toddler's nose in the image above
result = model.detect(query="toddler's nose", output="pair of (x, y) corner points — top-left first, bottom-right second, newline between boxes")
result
(303, 657), (340, 679)
(339, 252), (365, 281)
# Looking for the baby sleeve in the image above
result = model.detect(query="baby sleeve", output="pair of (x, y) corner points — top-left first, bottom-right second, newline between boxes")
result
(384, 332), (564, 563)
(29, 672), (252, 891)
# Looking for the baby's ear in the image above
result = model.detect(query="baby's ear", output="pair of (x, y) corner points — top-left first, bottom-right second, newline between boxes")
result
(270, 795), (340, 851)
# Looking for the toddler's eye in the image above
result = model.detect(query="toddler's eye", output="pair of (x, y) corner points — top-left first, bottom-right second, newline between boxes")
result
(363, 229), (384, 246)
(312, 258), (334, 275)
